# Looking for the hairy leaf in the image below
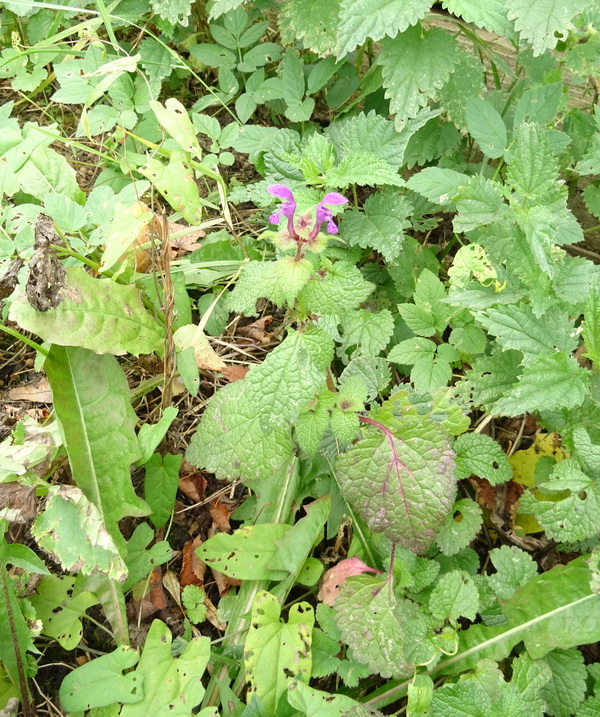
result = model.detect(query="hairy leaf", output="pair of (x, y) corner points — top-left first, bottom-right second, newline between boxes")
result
(454, 433), (512, 484)
(279, 0), (341, 56)
(442, 0), (515, 36)
(436, 498), (483, 556)
(487, 546), (538, 600)
(340, 309), (395, 356)
(429, 570), (479, 624)
(335, 422), (456, 554)
(299, 260), (374, 315)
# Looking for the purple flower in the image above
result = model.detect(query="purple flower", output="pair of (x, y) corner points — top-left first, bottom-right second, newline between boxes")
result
(268, 184), (297, 232)
(314, 192), (348, 235)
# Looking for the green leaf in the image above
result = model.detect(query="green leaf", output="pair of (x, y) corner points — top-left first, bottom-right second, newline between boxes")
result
(32, 485), (127, 582)
(139, 38), (177, 85)
(279, 0), (341, 56)
(9, 267), (164, 357)
(477, 304), (577, 365)
(441, 0), (515, 36)
(287, 680), (363, 717)
(208, 0), (245, 19)
(282, 48), (314, 122)
(186, 381), (294, 482)
(340, 308), (395, 356)
(487, 545), (539, 599)
(336, 0), (432, 56)
(296, 391), (336, 456)
(437, 557), (600, 675)
(59, 645), (142, 712)
(465, 97), (507, 159)
(144, 453), (182, 530)
(438, 49), (487, 130)
(335, 576), (415, 678)
(460, 350), (523, 411)
(512, 652), (552, 714)
(506, 0), (595, 56)
(405, 166), (469, 209)
(244, 591), (314, 714)
(298, 260), (374, 315)
(45, 346), (150, 548)
(246, 328), (333, 424)
(30, 575), (98, 650)
(182, 585), (207, 624)
(495, 353), (589, 416)
(541, 648), (587, 717)
(122, 523), (172, 592)
(325, 151), (404, 188)
(429, 570), (479, 624)
(197, 524), (291, 581)
(150, 0), (193, 24)
(342, 190), (412, 262)
(453, 175), (506, 232)
(518, 459), (600, 542)
(0, 542), (49, 575)
(139, 156), (204, 225)
(150, 98), (203, 160)
(137, 406), (179, 465)
(335, 423), (456, 554)
(436, 498), (483, 556)
(410, 352), (453, 393)
(388, 337), (436, 365)
(398, 268), (448, 337)
(339, 356), (391, 401)
(120, 619), (210, 716)
(379, 24), (458, 123)
(454, 433), (513, 484)
(583, 275), (600, 367)
(0, 565), (33, 705)
(449, 325), (487, 354)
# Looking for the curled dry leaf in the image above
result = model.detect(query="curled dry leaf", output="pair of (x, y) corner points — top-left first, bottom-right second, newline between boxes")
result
(168, 221), (206, 256)
(180, 536), (205, 588)
(317, 556), (382, 607)
(173, 324), (226, 371)
(219, 365), (249, 383)
(8, 377), (53, 403)
(26, 214), (66, 312)
(178, 464), (207, 503)
(0, 482), (37, 523)
(237, 315), (274, 344)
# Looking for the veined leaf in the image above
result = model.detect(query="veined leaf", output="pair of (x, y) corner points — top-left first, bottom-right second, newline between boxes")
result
(9, 267), (164, 357)
(442, 0), (515, 36)
(298, 260), (375, 315)
(279, 0), (341, 56)
(337, 0), (432, 57)
(465, 97), (507, 159)
(379, 24), (458, 123)
(45, 346), (150, 548)
(334, 422), (456, 554)
(438, 557), (600, 675)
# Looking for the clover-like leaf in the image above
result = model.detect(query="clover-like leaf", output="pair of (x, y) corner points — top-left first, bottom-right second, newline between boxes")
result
(334, 421), (456, 554)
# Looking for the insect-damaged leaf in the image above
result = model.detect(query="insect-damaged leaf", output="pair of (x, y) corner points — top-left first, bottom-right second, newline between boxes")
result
(334, 423), (456, 554)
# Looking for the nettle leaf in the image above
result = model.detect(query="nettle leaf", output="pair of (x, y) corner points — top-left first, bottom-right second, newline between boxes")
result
(405, 166), (469, 209)
(541, 648), (587, 717)
(459, 349), (523, 411)
(279, 0), (341, 56)
(325, 151), (404, 188)
(339, 356), (392, 402)
(453, 175), (506, 232)
(9, 267), (164, 356)
(244, 591), (314, 714)
(150, 0), (193, 25)
(342, 190), (412, 262)
(436, 498), (483, 556)
(512, 652), (552, 714)
(429, 570), (479, 624)
(487, 545), (539, 599)
(298, 260), (374, 315)
(336, 0), (433, 57)
(379, 24), (458, 123)
(246, 327), (333, 424)
(438, 49), (486, 130)
(441, 0), (515, 36)
(185, 381), (294, 482)
(335, 576), (415, 679)
(454, 433), (512, 484)
(495, 353), (589, 416)
(518, 458), (600, 542)
(340, 308), (395, 357)
(334, 422), (456, 554)
(296, 390), (336, 456)
(398, 268), (448, 337)
(506, 0), (595, 56)
(32, 485), (127, 582)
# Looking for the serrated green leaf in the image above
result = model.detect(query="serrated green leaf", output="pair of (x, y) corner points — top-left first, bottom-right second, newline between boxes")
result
(429, 570), (479, 624)
(410, 353), (453, 393)
(299, 260), (374, 315)
(460, 350), (522, 411)
(335, 424), (456, 554)
(32, 485), (127, 582)
(9, 267), (163, 356)
(584, 275), (600, 367)
(342, 190), (412, 262)
(405, 166), (469, 209)
(449, 325), (487, 354)
(341, 309), (395, 356)
(296, 391), (336, 456)
(335, 576), (414, 678)
(388, 337), (436, 365)
(465, 97), (507, 159)
(330, 408), (360, 443)
(151, 0), (193, 24)
(442, 0), (515, 36)
(182, 585), (207, 624)
(279, 0), (341, 55)
(139, 37), (176, 85)
(495, 353), (589, 416)
(453, 175), (506, 232)
(454, 433), (513, 484)
(438, 49), (486, 130)
(337, 0), (432, 57)
(325, 151), (404, 188)
(436, 498), (483, 556)
(339, 356), (391, 401)
(246, 327), (333, 425)
(541, 648), (587, 717)
(430, 680), (491, 717)
(380, 25), (458, 122)
(186, 380), (294, 482)
(506, 0), (595, 56)
(244, 591), (314, 713)
(511, 652), (552, 714)
(487, 545), (538, 600)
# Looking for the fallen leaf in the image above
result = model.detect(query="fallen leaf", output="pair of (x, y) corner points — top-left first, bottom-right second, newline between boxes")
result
(204, 594), (227, 631)
(238, 315), (274, 344)
(168, 222), (206, 256)
(0, 483), (36, 523)
(178, 471), (207, 503)
(8, 377), (53, 403)
(219, 365), (249, 383)
(149, 565), (167, 610)
(208, 499), (232, 534)
(162, 570), (182, 607)
(173, 324), (226, 371)
(181, 536), (205, 588)
(317, 557), (382, 607)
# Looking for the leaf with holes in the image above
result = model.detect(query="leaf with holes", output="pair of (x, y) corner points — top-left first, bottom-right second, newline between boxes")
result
(334, 421), (456, 554)
(454, 433), (512, 484)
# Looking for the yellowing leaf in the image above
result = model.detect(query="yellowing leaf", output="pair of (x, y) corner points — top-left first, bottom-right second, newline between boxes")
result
(174, 324), (225, 371)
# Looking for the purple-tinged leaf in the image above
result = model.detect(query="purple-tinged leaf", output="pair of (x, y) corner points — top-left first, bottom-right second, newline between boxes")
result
(334, 420), (456, 554)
